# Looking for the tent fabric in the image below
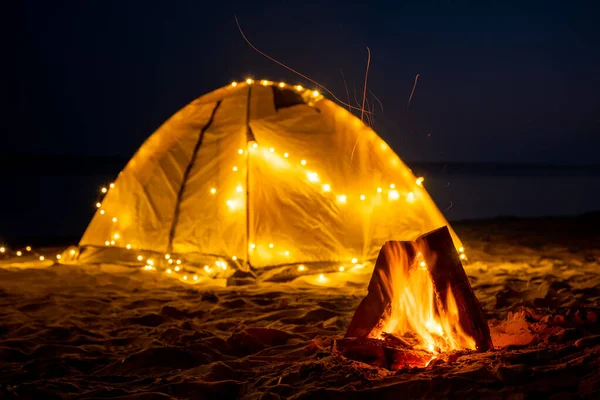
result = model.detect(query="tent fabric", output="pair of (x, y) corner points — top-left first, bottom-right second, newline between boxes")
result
(76, 80), (462, 270)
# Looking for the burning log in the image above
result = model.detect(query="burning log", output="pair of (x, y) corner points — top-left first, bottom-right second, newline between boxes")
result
(345, 226), (493, 353)
(333, 337), (434, 369)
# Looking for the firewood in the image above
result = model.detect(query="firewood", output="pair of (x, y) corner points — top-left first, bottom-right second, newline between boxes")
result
(334, 338), (433, 369)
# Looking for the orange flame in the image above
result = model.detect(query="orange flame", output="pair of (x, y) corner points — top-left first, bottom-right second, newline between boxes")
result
(370, 243), (476, 354)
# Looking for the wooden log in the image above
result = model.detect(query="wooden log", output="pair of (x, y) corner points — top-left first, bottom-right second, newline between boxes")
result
(345, 226), (493, 352)
(334, 338), (433, 369)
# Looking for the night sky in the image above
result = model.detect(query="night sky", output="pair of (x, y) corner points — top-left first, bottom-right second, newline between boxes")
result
(8, 0), (600, 165)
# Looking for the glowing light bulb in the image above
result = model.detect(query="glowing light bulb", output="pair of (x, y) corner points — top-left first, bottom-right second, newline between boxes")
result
(183, 275), (188, 280)
(416, 177), (424, 186)
(100, 210), (105, 215)
(193, 275), (198, 280)
(284, 251), (290, 256)
(167, 269), (172, 274)
(39, 256), (45, 261)
(204, 265), (210, 272)
(221, 262), (227, 270)
(147, 259), (154, 266)
(279, 82), (285, 88)
(252, 142), (258, 149)
(250, 243), (256, 249)
(165, 254), (170, 259)
(0, 247), (4, 253)
(113, 233), (120, 240)
(96, 202), (102, 208)
(377, 187), (382, 193)
(176, 259), (181, 265)
(236, 184), (243, 193)
(70, 249), (75, 255)
(406, 192), (415, 202)
(307, 172), (319, 182)
(298, 265), (306, 272)
(351, 258), (358, 264)
(269, 243), (274, 248)
(360, 194), (366, 201)
(380, 143), (387, 150)
(210, 188), (216, 194)
(283, 152), (289, 158)
(232, 255), (237, 261)
(56, 254), (62, 260)
(261, 80), (268, 86)
(105, 241), (110, 246)
(238, 149), (244, 155)
(460, 254), (467, 260)
(458, 247), (465, 253)
(175, 266), (180, 271)
(322, 183), (331, 192)
(231, 81), (237, 87)
(312, 90), (319, 97)
(337, 194), (347, 204)
(390, 183), (396, 189)
(26, 246), (31, 251)
(419, 261), (427, 268)
(17, 251), (22, 256)
(246, 78), (253, 84)
(110, 240), (115, 245)
(126, 244), (131, 249)
(318, 274), (326, 282)
(167, 259), (173, 265)
(296, 85), (303, 91)
(300, 159), (307, 166)
(232, 166), (238, 171)
(226, 199), (239, 210)
(339, 266), (345, 272)
(269, 147), (275, 153)
(112, 217), (117, 223)
(109, 183), (115, 189)
(137, 255), (143, 261)
(101, 187), (107, 193)
(389, 190), (400, 200)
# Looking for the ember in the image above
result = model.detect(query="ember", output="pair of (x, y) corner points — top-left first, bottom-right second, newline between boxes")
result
(338, 226), (493, 369)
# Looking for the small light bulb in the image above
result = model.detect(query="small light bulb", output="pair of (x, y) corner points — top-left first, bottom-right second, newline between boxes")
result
(176, 259), (181, 265)
(105, 241), (110, 246)
(360, 194), (366, 201)
(112, 217), (117, 223)
(380, 143), (387, 151)
(250, 243), (256, 249)
(96, 202), (102, 208)
(210, 188), (216, 194)
(252, 142), (258, 148)
(284, 152), (289, 158)
(351, 258), (358, 264)
(165, 254), (170, 259)
(232, 255), (237, 261)
(137, 255), (143, 261)
(377, 187), (382, 193)
(113, 233), (120, 239)
(109, 183), (115, 189)
(100, 209), (105, 215)
(0, 247), (4, 253)
(236, 184), (243, 193)
(458, 247), (465, 253)
(193, 275), (198, 280)
(416, 177), (424, 186)
(296, 85), (303, 91)
(279, 82), (285, 88)
(312, 90), (319, 97)
(318, 274), (326, 282)
(26, 246), (31, 251)
(246, 78), (253, 84)
(269, 243), (274, 248)
(183, 275), (188, 280)
(17, 251), (22, 256)
(298, 265), (306, 272)
(167, 269), (172, 274)
(419, 261), (427, 268)
(70, 249), (75, 255)
(175, 266), (181, 271)
(39, 256), (45, 261)
(339, 266), (345, 272)
(307, 172), (319, 182)
(110, 240), (115, 245)
(337, 194), (347, 204)
(126, 244), (131, 249)
(101, 187), (107, 193)
(269, 147), (275, 153)
(204, 265), (210, 272)
(460, 254), (467, 260)
(168, 259), (173, 264)
(147, 259), (154, 266)
(231, 81), (238, 87)
(232, 166), (238, 171)
(238, 149), (243, 154)
(389, 190), (400, 200)
(284, 251), (290, 256)
(261, 80), (268, 86)
(300, 159), (307, 166)
(406, 192), (415, 202)
(390, 183), (396, 189)
(56, 254), (61, 259)
(322, 183), (331, 192)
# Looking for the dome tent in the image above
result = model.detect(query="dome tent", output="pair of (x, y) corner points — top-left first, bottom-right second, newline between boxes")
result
(67, 79), (462, 274)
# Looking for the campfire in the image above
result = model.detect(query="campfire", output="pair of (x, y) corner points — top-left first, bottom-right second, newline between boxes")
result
(335, 226), (493, 369)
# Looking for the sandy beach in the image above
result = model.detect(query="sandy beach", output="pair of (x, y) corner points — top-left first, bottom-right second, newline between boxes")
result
(0, 215), (599, 399)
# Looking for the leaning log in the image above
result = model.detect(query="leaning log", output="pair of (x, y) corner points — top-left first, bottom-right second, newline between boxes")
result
(333, 338), (433, 369)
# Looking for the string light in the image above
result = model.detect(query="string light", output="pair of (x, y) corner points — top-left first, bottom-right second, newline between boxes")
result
(279, 82), (285, 88)
(193, 275), (198, 280)
(377, 187), (382, 193)
(269, 243), (274, 248)
(210, 188), (216, 194)
(360, 194), (366, 201)
(322, 184), (331, 192)
(105, 241), (110, 246)
(419, 261), (427, 268)
(300, 159), (307, 166)
(167, 269), (172, 274)
(96, 202), (102, 208)
(100, 210), (105, 215)
(269, 147), (275, 153)
(110, 240), (115, 245)
(238, 149), (244, 154)
(284, 152), (289, 158)
(144, 265), (153, 271)
(167, 259), (173, 264)
(232, 166), (238, 171)
(312, 90), (319, 97)
(101, 187), (107, 193)
(70, 249), (76, 255)
(307, 172), (319, 182)
(176, 259), (181, 265)
(112, 217), (117, 223)
(459, 254), (467, 260)
(416, 177), (425, 186)
(458, 247), (465, 253)
(113, 233), (120, 239)
(126, 244), (131, 249)
(246, 78), (253, 85)
(406, 192), (415, 202)
(236, 184), (243, 193)
(183, 275), (188, 280)
(390, 183), (396, 189)
(204, 265), (210, 272)
(339, 266), (345, 272)
(175, 266), (180, 272)
(0, 247), (4, 253)
(39, 256), (45, 261)
(252, 143), (258, 149)
(165, 254), (170, 259)
(261, 80), (268, 86)
(26, 246), (31, 251)
(318, 274), (326, 282)
(147, 259), (154, 266)
(17, 251), (22, 256)
(250, 243), (256, 249)
(231, 81), (237, 87)
(226, 199), (240, 210)
(389, 190), (400, 200)
(351, 258), (358, 264)
(337, 194), (347, 204)
(232, 256), (237, 261)
(284, 251), (290, 256)
(109, 183), (115, 189)
(298, 265), (306, 272)
(296, 85), (303, 91)
(137, 255), (143, 261)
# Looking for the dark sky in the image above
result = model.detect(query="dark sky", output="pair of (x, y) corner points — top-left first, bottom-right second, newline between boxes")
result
(9, 0), (600, 164)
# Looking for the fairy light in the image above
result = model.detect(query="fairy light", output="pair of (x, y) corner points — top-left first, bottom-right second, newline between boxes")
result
(312, 90), (319, 97)
(279, 82), (285, 88)
(210, 188), (216, 194)
(460, 254), (467, 260)
(238, 149), (244, 155)
(193, 275), (198, 280)
(298, 265), (306, 272)
(377, 187), (382, 193)
(389, 190), (400, 200)
(300, 159), (307, 166)
(246, 78), (253, 85)
(168, 259), (173, 264)
(337, 194), (347, 204)
(307, 172), (319, 182)
(137, 255), (143, 261)
(252, 142), (258, 149)
(226, 199), (240, 210)
(284, 251), (290, 256)
(0, 247), (4, 253)
(144, 265), (153, 271)
(231, 81), (238, 87)
(183, 275), (188, 280)
(269, 147), (275, 153)
(39, 256), (45, 261)
(318, 274), (326, 282)
(232, 256), (237, 261)
(458, 247), (465, 253)
(261, 80), (268, 86)
(126, 244), (131, 249)
(56, 254), (61, 259)
(416, 177), (425, 186)
(250, 243), (256, 249)
(112, 217), (117, 223)
(105, 241), (110, 246)
(390, 183), (396, 189)
(147, 259), (154, 266)
(351, 258), (358, 264)
(113, 233), (120, 240)
(175, 266), (180, 272)
(419, 261), (427, 269)
(100, 210), (105, 215)
(322, 183), (331, 192)
(165, 254), (170, 259)
(167, 269), (172, 274)
(96, 202), (102, 208)
(109, 183), (115, 189)
(26, 246), (31, 252)
(70, 249), (75, 255)
(269, 243), (274, 248)
(360, 194), (366, 201)
(101, 187), (107, 193)
(380, 143), (388, 151)
(176, 259), (181, 265)
(232, 166), (238, 171)
(16, 251), (22, 256)
(236, 184), (243, 193)
(339, 266), (345, 272)
(110, 240), (115, 245)
(406, 192), (415, 202)
(296, 85), (303, 91)
(204, 265), (210, 272)
(284, 152), (289, 158)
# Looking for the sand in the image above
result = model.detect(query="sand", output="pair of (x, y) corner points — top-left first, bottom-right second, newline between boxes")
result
(0, 215), (599, 399)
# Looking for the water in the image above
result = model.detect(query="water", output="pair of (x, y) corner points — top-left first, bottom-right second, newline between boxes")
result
(1, 158), (599, 244)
